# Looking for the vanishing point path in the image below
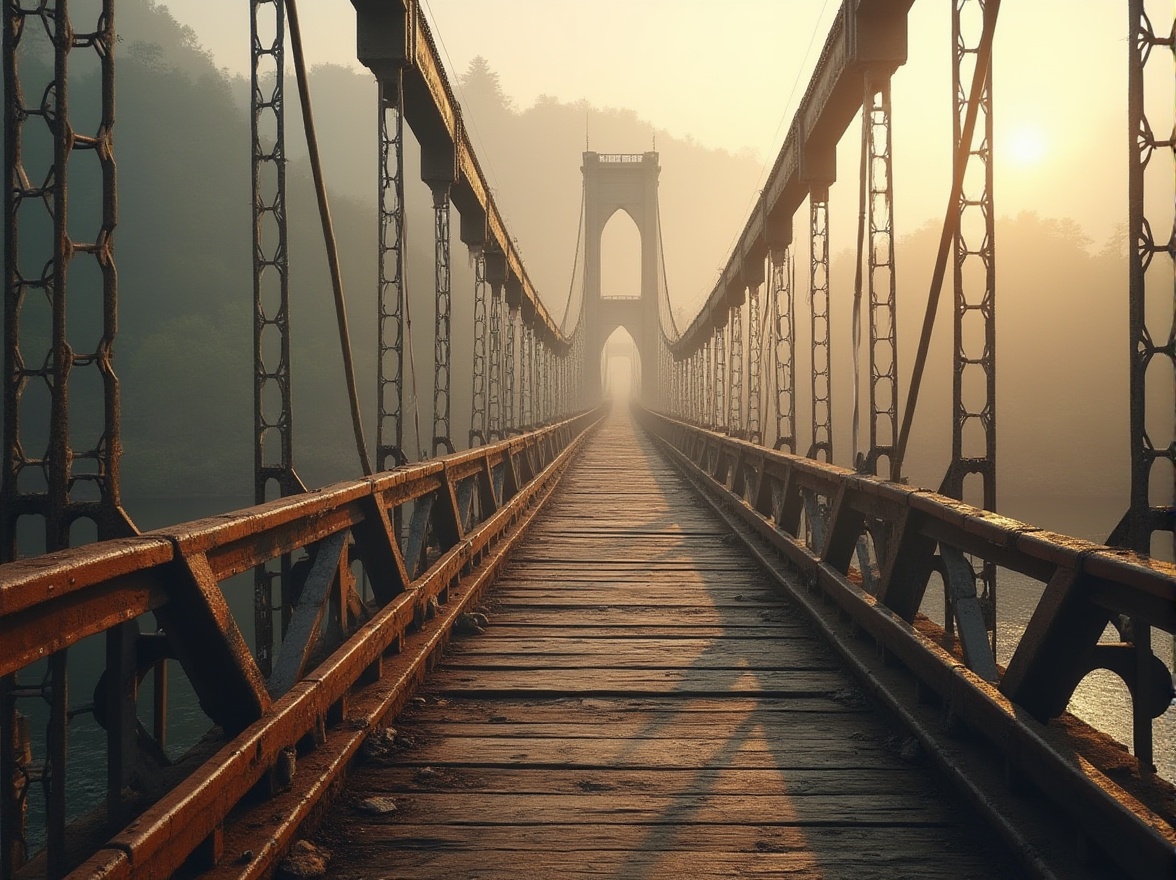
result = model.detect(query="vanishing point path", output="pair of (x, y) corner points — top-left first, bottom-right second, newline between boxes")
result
(316, 410), (1021, 879)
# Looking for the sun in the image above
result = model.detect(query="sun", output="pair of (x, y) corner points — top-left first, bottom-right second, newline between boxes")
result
(1005, 124), (1047, 167)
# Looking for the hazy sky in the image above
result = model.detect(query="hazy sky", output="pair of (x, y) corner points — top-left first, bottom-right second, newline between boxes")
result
(164, 0), (1143, 253)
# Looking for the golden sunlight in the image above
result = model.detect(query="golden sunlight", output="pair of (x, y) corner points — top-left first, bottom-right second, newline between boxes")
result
(1005, 124), (1048, 167)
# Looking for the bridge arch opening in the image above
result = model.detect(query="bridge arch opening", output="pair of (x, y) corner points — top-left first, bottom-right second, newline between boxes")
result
(601, 326), (641, 400)
(599, 208), (642, 300)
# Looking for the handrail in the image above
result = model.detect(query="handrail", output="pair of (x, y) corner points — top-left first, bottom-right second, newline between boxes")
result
(640, 408), (1176, 880)
(351, 0), (571, 351)
(668, 0), (916, 355)
(0, 408), (605, 877)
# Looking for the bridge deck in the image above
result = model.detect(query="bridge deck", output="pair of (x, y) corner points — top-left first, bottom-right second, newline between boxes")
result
(315, 413), (1021, 878)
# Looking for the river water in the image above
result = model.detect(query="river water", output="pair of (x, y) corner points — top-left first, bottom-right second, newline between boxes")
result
(10, 493), (1175, 852)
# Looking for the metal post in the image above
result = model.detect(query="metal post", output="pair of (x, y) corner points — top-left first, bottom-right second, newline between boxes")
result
(704, 338), (713, 428)
(251, 0), (300, 672)
(3, 0), (132, 557)
(3, 0), (133, 862)
(865, 74), (900, 480)
(691, 345), (700, 423)
(714, 326), (727, 433)
(488, 283), (503, 440)
(46, 652), (67, 877)
(377, 73), (407, 468)
(520, 319), (532, 428)
(809, 194), (833, 461)
(692, 349), (700, 423)
(945, 0), (998, 659)
(747, 283), (763, 444)
(431, 185), (453, 455)
(1118, 0), (1175, 767)
(729, 303), (744, 436)
(539, 342), (546, 422)
(772, 248), (797, 452)
(470, 252), (488, 446)
(505, 307), (517, 432)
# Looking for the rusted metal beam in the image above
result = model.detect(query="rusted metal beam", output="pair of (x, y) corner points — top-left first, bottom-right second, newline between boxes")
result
(64, 407), (603, 880)
(642, 408), (1176, 880)
(350, 0), (569, 353)
(671, 0), (915, 356)
(158, 553), (271, 736)
(0, 414), (600, 872)
(267, 531), (349, 698)
(640, 410), (1176, 713)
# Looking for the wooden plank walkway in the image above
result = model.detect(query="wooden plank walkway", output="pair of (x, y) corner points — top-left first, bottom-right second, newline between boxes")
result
(315, 412), (1022, 879)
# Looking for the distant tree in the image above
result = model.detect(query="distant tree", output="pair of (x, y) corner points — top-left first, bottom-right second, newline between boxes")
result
(460, 55), (513, 113)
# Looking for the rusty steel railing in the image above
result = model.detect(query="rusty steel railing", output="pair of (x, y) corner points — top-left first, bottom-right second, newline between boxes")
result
(641, 409), (1176, 880)
(0, 409), (602, 878)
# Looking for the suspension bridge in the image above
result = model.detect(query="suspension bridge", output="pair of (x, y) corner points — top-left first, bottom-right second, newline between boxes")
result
(2, 0), (1175, 878)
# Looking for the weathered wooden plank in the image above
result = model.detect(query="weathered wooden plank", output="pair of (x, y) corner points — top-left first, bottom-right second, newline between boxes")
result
(367, 716), (884, 742)
(341, 765), (905, 797)
(377, 734), (904, 769)
(398, 696), (870, 723)
(443, 636), (823, 653)
(321, 826), (1014, 878)
(336, 791), (960, 825)
(314, 414), (1020, 879)
(480, 611), (811, 632)
(478, 624), (814, 639)
(426, 667), (851, 697)
(443, 637), (831, 665)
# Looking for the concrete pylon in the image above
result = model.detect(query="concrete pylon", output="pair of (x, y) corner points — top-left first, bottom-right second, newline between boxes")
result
(582, 151), (661, 401)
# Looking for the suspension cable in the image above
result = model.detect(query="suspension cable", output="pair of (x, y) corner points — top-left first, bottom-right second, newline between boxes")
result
(656, 197), (681, 341)
(851, 89), (869, 468)
(561, 187), (585, 333)
(286, 0), (373, 475)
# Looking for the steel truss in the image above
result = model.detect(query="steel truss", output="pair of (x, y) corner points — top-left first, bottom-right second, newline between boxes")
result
(488, 283), (503, 440)
(504, 307), (517, 432)
(771, 248), (797, 452)
(713, 327), (726, 433)
(250, 0), (303, 675)
(865, 74), (899, 480)
(2, 1), (136, 869)
(943, 0), (997, 659)
(728, 303), (744, 436)
(469, 252), (488, 445)
(520, 319), (532, 429)
(1116, 0), (1176, 767)
(747, 284), (763, 444)
(377, 74), (407, 469)
(431, 186), (453, 455)
(809, 195), (832, 461)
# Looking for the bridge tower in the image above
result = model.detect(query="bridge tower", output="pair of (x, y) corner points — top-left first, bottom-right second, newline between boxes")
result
(582, 151), (662, 400)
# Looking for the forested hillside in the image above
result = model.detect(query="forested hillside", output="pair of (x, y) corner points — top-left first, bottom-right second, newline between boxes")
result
(1, 0), (1131, 513)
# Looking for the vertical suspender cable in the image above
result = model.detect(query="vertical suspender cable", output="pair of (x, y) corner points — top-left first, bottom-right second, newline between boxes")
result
(894, 0), (1000, 477)
(286, 0), (373, 475)
(851, 88), (869, 468)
